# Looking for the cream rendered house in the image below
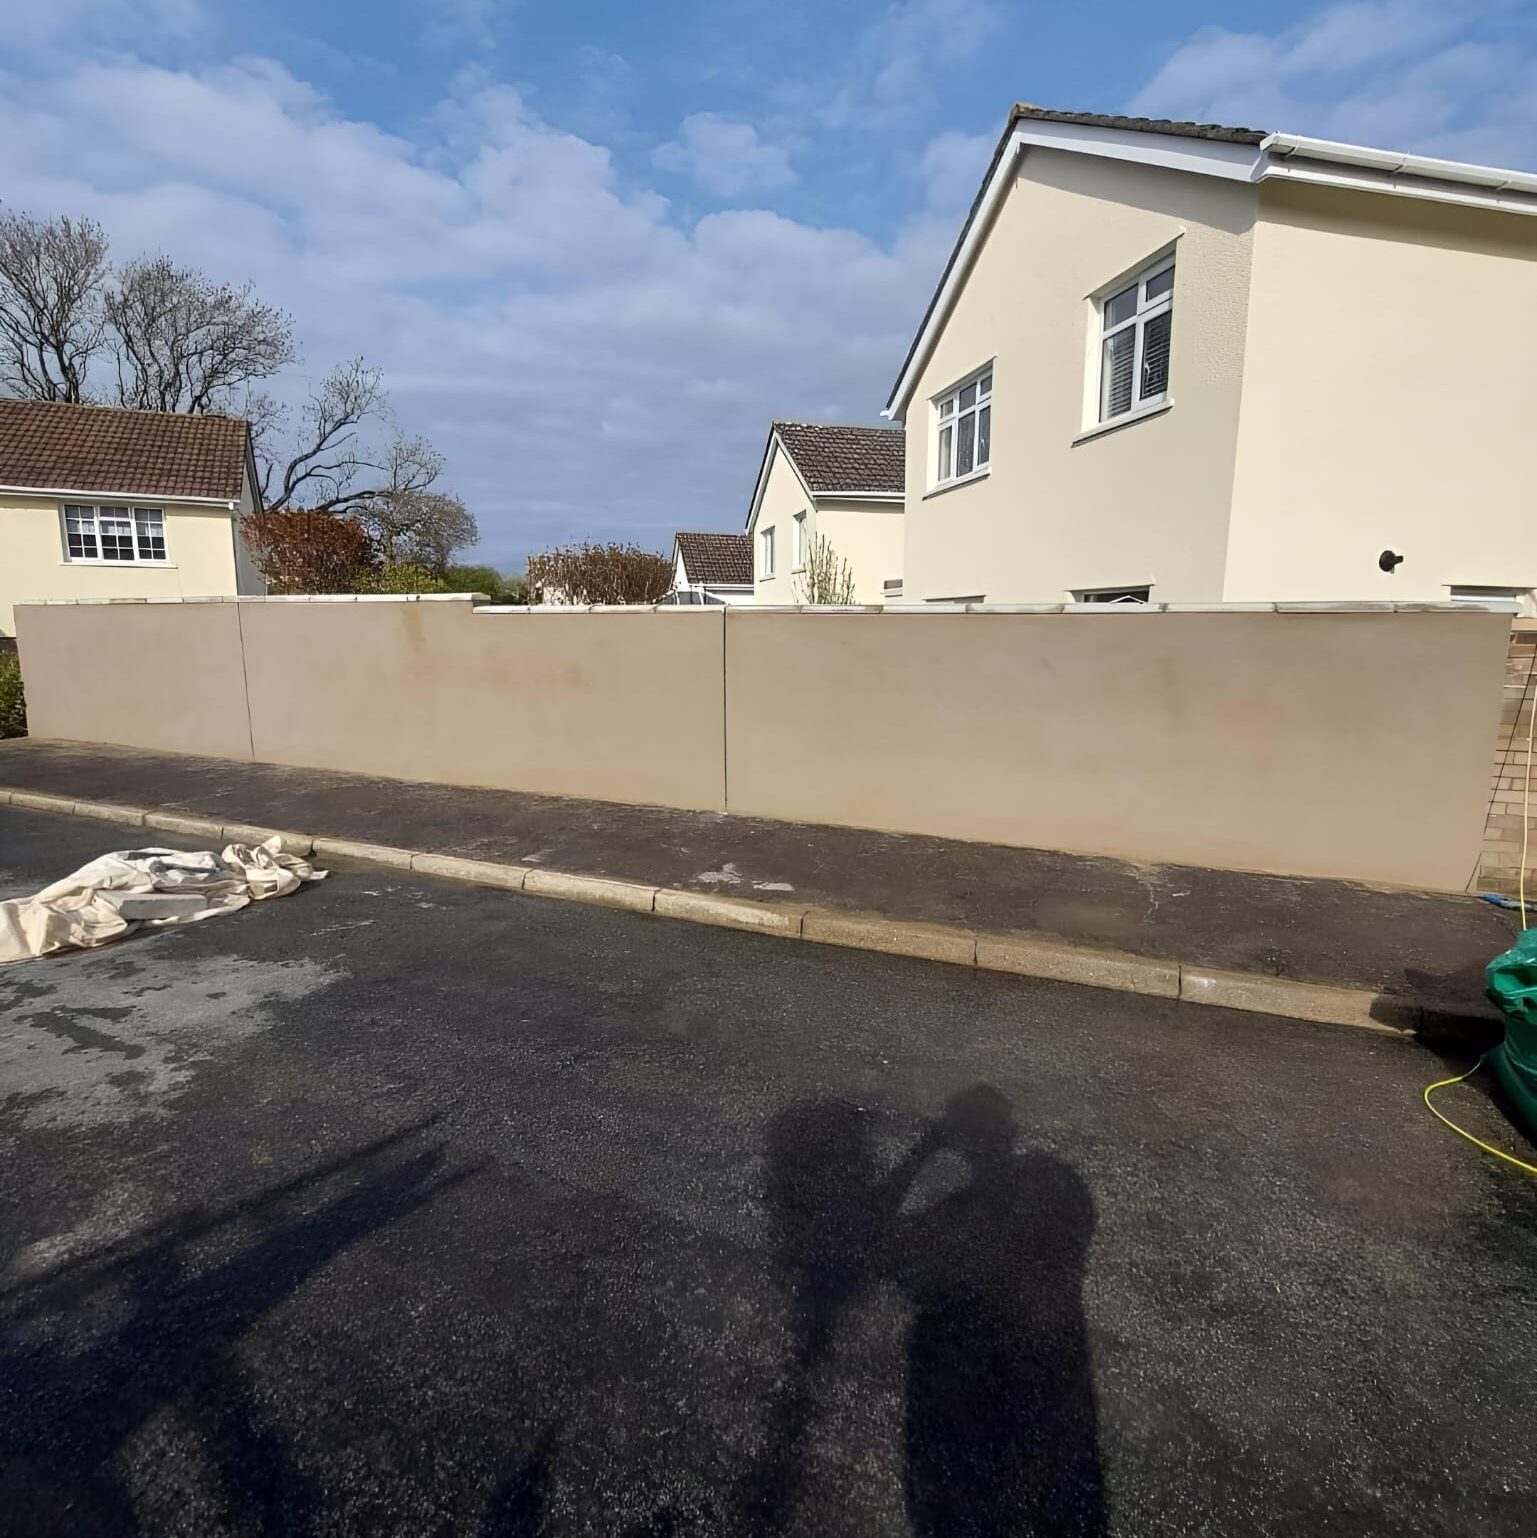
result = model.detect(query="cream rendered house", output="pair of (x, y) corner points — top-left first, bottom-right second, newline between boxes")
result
(745, 421), (905, 602)
(0, 398), (264, 635)
(666, 530), (755, 605)
(887, 105), (1537, 607)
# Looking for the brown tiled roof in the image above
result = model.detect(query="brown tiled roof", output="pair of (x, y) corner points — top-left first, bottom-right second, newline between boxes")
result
(0, 397), (250, 501)
(773, 421), (905, 495)
(675, 530), (752, 585)
(886, 103), (1269, 413)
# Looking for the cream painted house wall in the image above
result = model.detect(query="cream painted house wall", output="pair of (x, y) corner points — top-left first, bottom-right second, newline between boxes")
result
(899, 147), (1259, 604)
(750, 445), (904, 603)
(0, 491), (258, 636)
(1224, 182), (1537, 603)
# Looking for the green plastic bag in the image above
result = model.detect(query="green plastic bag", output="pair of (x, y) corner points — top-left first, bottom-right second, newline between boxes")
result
(1483, 929), (1537, 1140)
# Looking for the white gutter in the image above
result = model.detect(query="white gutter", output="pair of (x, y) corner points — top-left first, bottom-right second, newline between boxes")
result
(0, 483), (237, 507)
(1260, 132), (1537, 213)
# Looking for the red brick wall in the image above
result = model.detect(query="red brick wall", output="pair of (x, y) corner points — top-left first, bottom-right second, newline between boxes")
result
(1476, 622), (1537, 896)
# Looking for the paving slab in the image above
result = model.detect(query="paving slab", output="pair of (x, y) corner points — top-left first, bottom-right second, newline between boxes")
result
(0, 737), (1517, 1011)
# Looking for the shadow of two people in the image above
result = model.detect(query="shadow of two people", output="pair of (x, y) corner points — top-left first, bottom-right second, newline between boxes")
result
(760, 1083), (1105, 1538)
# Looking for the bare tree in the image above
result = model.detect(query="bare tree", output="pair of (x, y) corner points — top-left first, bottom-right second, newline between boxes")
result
(261, 358), (388, 510)
(355, 437), (476, 573)
(106, 255), (294, 414)
(0, 211), (109, 401)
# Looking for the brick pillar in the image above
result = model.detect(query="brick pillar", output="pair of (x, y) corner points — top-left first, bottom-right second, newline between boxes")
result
(1476, 621), (1537, 896)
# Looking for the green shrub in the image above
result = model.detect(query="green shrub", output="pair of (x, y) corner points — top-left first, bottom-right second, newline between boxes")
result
(353, 561), (450, 594)
(0, 651), (25, 738)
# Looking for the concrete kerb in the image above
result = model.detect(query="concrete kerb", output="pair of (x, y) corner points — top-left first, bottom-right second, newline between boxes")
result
(0, 784), (1499, 1039)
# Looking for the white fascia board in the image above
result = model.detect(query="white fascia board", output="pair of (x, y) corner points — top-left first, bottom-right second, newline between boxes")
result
(0, 483), (236, 507)
(1016, 120), (1264, 182)
(816, 491), (905, 505)
(745, 432), (820, 535)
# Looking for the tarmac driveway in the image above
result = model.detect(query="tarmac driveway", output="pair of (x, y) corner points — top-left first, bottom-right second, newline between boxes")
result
(1, 806), (1533, 1537)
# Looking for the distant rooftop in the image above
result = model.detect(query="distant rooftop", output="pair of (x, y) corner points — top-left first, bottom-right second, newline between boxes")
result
(675, 530), (752, 586)
(772, 421), (905, 497)
(0, 397), (250, 502)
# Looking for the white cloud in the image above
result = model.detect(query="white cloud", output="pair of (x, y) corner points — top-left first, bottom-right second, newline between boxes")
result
(917, 129), (994, 213)
(654, 113), (797, 198)
(1129, 0), (1537, 169)
(0, 50), (935, 566)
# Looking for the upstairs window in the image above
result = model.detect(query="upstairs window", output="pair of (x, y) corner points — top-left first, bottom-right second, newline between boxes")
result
(1099, 259), (1173, 422)
(62, 505), (168, 563)
(935, 368), (992, 485)
(760, 525), (775, 578)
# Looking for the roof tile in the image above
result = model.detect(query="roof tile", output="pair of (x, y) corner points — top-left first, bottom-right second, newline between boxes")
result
(0, 397), (249, 502)
(675, 530), (752, 585)
(773, 422), (905, 496)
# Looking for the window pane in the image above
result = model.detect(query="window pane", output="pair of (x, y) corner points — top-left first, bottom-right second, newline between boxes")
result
(1145, 266), (1174, 301)
(1103, 285), (1137, 329)
(135, 508), (166, 561)
(1140, 308), (1172, 400)
(938, 424), (952, 481)
(64, 506), (98, 559)
(1101, 329), (1135, 418)
(99, 510), (134, 561)
(938, 397), (954, 418)
(978, 372), (992, 397)
(956, 411), (975, 476)
(977, 404), (990, 467)
(958, 382), (977, 411)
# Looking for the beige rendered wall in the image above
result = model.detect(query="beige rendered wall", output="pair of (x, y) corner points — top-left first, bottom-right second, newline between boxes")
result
(15, 598), (1509, 891)
(751, 446), (811, 603)
(15, 599), (253, 759)
(1227, 183), (1537, 602)
(724, 607), (1508, 890)
(900, 147), (1258, 604)
(813, 501), (904, 603)
(238, 601), (726, 809)
(0, 492), (243, 636)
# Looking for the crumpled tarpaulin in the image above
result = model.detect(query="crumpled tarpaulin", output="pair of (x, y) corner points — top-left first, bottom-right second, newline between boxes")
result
(0, 838), (327, 965)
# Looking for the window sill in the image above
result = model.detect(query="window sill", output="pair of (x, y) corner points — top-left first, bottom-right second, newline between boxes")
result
(1073, 399), (1172, 445)
(922, 466), (991, 501)
(60, 559), (177, 568)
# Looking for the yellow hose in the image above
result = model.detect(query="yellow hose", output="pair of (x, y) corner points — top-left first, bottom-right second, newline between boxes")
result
(1423, 1057), (1537, 1177)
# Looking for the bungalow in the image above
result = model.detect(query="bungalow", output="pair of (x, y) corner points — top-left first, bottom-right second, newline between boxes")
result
(667, 530), (754, 605)
(0, 398), (265, 635)
(885, 105), (1537, 607)
(745, 421), (904, 603)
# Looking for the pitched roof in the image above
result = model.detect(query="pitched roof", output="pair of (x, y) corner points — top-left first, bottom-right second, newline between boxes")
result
(0, 397), (251, 501)
(772, 421), (905, 496)
(885, 105), (1270, 417)
(675, 530), (752, 585)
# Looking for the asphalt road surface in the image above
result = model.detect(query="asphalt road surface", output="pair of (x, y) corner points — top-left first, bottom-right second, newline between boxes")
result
(1, 805), (1533, 1538)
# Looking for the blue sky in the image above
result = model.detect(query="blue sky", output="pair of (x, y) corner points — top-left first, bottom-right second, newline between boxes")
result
(5, 0), (1537, 568)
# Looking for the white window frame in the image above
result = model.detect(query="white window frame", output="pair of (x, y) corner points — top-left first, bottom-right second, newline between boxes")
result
(793, 511), (807, 571)
(60, 503), (171, 565)
(931, 364), (993, 490)
(760, 525), (775, 579)
(1096, 256), (1174, 424)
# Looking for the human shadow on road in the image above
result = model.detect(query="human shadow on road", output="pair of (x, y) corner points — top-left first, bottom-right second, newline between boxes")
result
(755, 1084), (1104, 1538)
(897, 1084), (1104, 1538)
(0, 1121), (478, 1538)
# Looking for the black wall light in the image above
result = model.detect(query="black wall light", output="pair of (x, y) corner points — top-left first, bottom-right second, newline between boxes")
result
(1379, 549), (1404, 573)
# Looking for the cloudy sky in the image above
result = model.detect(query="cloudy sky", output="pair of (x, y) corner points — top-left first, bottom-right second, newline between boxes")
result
(5, 0), (1536, 568)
